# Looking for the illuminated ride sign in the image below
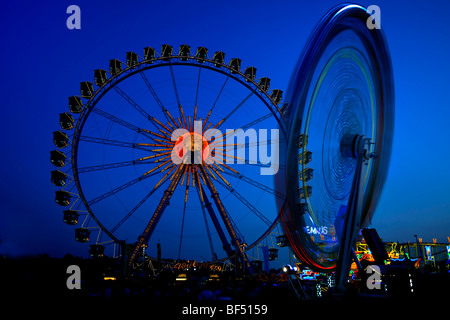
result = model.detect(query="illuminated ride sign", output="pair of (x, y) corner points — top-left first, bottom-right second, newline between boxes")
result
(173, 260), (224, 272)
(304, 226), (328, 235)
(131, 258), (232, 272)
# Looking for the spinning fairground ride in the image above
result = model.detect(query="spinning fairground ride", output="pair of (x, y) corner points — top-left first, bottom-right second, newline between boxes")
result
(50, 4), (394, 287)
(278, 4), (394, 289)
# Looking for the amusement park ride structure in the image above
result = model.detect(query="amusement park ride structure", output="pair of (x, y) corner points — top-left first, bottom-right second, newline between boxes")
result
(51, 42), (286, 273)
(51, 4), (406, 293)
(278, 4), (394, 290)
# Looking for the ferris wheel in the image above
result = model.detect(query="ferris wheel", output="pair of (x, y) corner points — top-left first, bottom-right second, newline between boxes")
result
(278, 4), (394, 286)
(50, 44), (286, 271)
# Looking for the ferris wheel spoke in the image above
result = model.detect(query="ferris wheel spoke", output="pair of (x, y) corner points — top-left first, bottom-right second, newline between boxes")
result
(211, 150), (244, 163)
(92, 108), (154, 141)
(237, 112), (273, 131)
(87, 170), (158, 206)
(214, 90), (255, 130)
(242, 160), (271, 168)
(179, 104), (189, 132)
(78, 135), (154, 152)
(201, 91), (256, 144)
(195, 67), (201, 108)
(113, 85), (152, 121)
(78, 158), (155, 174)
(205, 163), (231, 188)
(231, 138), (284, 151)
(110, 168), (174, 234)
(194, 166), (205, 200)
(149, 116), (174, 137)
(165, 108), (185, 132)
(168, 63), (183, 118)
(141, 129), (174, 143)
(220, 166), (282, 198)
(203, 77), (228, 131)
(139, 71), (171, 124)
(213, 176), (272, 227)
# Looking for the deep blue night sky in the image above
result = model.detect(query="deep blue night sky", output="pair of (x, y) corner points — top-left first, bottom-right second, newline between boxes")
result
(1, 0), (449, 259)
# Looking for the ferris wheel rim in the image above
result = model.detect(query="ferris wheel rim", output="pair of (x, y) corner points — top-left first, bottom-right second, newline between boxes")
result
(54, 45), (287, 263)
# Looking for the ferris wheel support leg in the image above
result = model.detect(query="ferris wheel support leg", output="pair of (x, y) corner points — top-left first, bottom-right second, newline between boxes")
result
(335, 136), (371, 292)
(200, 186), (234, 258)
(199, 165), (254, 274)
(128, 165), (185, 267)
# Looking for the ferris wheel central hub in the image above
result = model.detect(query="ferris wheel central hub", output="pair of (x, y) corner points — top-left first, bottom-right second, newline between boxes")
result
(340, 133), (378, 161)
(173, 131), (211, 164)
(340, 133), (364, 159)
(340, 133), (374, 159)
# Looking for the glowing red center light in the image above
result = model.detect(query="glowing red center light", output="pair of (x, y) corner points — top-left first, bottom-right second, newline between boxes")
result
(172, 131), (211, 164)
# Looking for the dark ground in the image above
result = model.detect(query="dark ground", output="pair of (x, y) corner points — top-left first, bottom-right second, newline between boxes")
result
(1, 254), (448, 317)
